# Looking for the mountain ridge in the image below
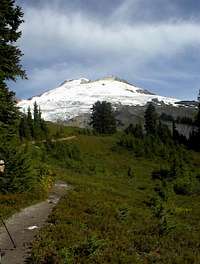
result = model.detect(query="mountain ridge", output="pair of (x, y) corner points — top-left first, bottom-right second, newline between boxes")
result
(17, 76), (180, 122)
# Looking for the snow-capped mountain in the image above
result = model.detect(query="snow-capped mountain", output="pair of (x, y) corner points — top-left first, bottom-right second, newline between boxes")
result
(18, 76), (179, 122)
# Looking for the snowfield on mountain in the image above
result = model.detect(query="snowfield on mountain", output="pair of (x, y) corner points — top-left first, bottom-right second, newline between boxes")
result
(18, 76), (179, 122)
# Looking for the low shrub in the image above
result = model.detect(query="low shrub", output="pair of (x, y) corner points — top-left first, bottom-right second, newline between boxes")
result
(37, 164), (54, 193)
(173, 177), (200, 195)
(45, 141), (81, 162)
(152, 169), (170, 180)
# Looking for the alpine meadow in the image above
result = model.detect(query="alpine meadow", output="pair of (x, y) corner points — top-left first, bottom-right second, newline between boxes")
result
(0, 0), (200, 264)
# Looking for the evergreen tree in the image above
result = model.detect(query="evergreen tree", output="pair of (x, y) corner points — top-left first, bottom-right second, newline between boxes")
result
(196, 92), (200, 149)
(0, 82), (19, 143)
(196, 90), (200, 132)
(0, 0), (25, 134)
(172, 121), (187, 145)
(157, 121), (172, 144)
(33, 101), (39, 124)
(90, 101), (116, 134)
(125, 124), (134, 135)
(134, 124), (144, 138)
(19, 113), (31, 140)
(33, 102), (41, 139)
(0, 143), (33, 193)
(40, 118), (48, 138)
(125, 123), (143, 138)
(38, 106), (48, 136)
(0, 0), (34, 194)
(144, 103), (158, 135)
(0, 0), (26, 82)
(189, 90), (200, 150)
(27, 106), (33, 137)
(0, 83), (18, 126)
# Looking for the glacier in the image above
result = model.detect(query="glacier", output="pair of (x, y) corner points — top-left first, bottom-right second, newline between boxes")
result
(17, 76), (179, 122)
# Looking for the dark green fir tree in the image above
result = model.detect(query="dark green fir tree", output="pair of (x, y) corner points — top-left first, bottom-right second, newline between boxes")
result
(144, 102), (158, 135)
(0, 0), (34, 193)
(90, 101), (116, 134)
(33, 102), (41, 139)
(27, 106), (34, 138)
(197, 90), (200, 133)
(189, 90), (200, 150)
(0, 0), (26, 82)
(0, 0), (26, 137)
(19, 113), (31, 140)
(125, 123), (143, 138)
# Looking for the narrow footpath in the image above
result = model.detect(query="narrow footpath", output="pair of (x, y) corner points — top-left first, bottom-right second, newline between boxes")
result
(0, 181), (70, 264)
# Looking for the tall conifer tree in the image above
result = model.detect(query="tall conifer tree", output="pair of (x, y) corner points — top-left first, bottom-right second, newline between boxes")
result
(0, 0), (25, 81)
(197, 90), (200, 133)
(0, 0), (26, 134)
(90, 101), (116, 134)
(27, 106), (33, 137)
(0, 0), (34, 193)
(33, 102), (41, 139)
(144, 103), (158, 135)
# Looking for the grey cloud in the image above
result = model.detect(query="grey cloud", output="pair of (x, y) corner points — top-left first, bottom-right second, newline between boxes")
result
(20, 6), (200, 63)
(112, 0), (200, 24)
(17, 0), (200, 24)
(17, 0), (123, 20)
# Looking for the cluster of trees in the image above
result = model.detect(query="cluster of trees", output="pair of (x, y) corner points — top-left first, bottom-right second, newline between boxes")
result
(89, 95), (200, 149)
(124, 98), (200, 151)
(189, 93), (200, 150)
(19, 102), (48, 140)
(119, 102), (200, 201)
(89, 94), (200, 152)
(124, 103), (175, 144)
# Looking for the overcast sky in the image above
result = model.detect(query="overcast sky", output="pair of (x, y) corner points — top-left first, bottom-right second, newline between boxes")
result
(11, 0), (200, 100)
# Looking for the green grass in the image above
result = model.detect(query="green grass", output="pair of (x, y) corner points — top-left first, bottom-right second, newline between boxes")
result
(28, 134), (200, 264)
(47, 122), (90, 138)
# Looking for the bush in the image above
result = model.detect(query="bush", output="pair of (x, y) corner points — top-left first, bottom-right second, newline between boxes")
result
(37, 164), (54, 193)
(45, 141), (81, 162)
(152, 169), (170, 181)
(124, 123), (143, 138)
(127, 167), (135, 179)
(0, 144), (34, 194)
(173, 177), (199, 195)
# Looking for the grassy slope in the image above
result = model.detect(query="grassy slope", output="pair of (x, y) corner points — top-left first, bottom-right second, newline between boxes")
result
(29, 134), (200, 264)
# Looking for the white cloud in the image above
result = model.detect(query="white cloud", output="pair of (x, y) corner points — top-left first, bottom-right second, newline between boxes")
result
(20, 6), (200, 63)
(14, 4), (200, 100)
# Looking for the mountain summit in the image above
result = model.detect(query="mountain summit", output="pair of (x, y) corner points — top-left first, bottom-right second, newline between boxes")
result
(18, 77), (179, 122)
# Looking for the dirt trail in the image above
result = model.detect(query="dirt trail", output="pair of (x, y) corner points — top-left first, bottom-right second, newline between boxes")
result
(21, 136), (77, 147)
(32, 136), (77, 144)
(0, 182), (70, 264)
